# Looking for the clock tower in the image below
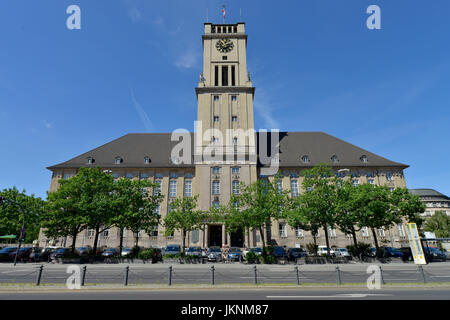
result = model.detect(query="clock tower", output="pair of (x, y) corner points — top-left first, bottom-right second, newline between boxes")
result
(194, 22), (257, 247)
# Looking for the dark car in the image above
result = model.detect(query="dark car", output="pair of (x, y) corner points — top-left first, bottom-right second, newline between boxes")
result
(0, 247), (17, 262)
(207, 246), (222, 262)
(399, 247), (413, 262)
(102, 248), (120, 257)
(186, 246), (202, 257)
(164, 244), (181, 256)
(227, 247), (242, 262)
(9, 247), (32, 262)
(30, 247), (56, 262)
(287, 248), (308, 261)
(76, 247), (92, 256)
(50, 248), (72, 262)
(383, 247), (404, 258)
(424, 247), (447, 262)
(273, 246), (288, 260)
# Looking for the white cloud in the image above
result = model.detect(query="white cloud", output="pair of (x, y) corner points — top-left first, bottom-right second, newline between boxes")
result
(254, 89), (280, 130)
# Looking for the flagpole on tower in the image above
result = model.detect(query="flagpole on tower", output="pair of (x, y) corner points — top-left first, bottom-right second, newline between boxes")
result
(222, 5), (226, 24)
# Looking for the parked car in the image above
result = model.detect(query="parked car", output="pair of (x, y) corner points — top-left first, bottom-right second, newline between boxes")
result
(227, 247), (242, 262)
(186, 246), (202, 257)
(50, 248), (72, 262)
(317, 246), (335, 256)
(243, 247), (262, 260)
(383, 247), (404, 258)
(9, 247), (32, 262)
(424, 247), (447, 262)
(76, 247), (92, 256)
(287, 248), (308, 261)
(102, 248), (120, 257)
(399, 247), (413, 261)
(273, 246), (288, 260)
(164, 244), (181, 256)
(334, 248), (351, 258)
(207, 246), (222, 262)
(0, 247), (17, 262)
(121, 248), (132, 257)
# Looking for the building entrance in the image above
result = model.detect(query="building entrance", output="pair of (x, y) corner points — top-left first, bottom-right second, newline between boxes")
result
(208, 225), (222, 247)
(230, 228), (244, 248)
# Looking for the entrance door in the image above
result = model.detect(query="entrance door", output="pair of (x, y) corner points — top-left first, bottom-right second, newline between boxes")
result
(230, 228), (244, 247)
(208, 225), (222, 247)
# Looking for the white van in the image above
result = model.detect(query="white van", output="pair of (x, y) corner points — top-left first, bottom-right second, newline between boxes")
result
(317, 246), (335, 256)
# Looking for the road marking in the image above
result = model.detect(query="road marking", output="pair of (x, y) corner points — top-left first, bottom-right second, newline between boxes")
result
(1, 269), (29, 274)
(267, 293), (392, 299)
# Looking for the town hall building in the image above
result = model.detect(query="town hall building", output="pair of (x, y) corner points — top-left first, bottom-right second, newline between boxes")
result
(38, 21), (410, 250)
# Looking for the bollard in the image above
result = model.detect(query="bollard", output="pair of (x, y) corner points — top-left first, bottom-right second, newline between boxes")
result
(81, 266), (87, 287)
(295, 266), (300, 285)
(35, 265), (43, 286)
(336, 266), (341, 285)
(418, 265), (426, 283)
(211, 265), (215, 285)
(123, 266), (129, 286)
(379, 266), (385, 285)
(253, 265), (257, 285)
(168, 266), (173, 286)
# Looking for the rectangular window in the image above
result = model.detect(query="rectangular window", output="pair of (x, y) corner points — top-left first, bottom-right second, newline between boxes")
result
(291, 180), (299, 197)
(232, 167), (240, 174)
(154, 204), (160, 216)
(87, 229), (95, 238)
(231, 66), (236, 86)
(169, 180), (177, 198)
(149, 226), (158, 237)
(378, 228), (385, 237)
(232, 116), (237, 122)
(279, 223), (287, 238)
(232, 180), (240, 195)
(231, 95), (237, 101)
(368, 179), (375, 185)
(154, 179), (162, 196)
(398, 223), (405, 237)
(212, 180), (220, 195)
(222, 56), (228, 60)
(222, 66), (228, 86)
(296, 227), (304, 238)
(215, 66), (219, 86)
(352, 179), (359, 187)
(212, 167), (220, 174)
(327, 227), (336, 238)
(361, 227), (369, 237)
(214, 116), (219, 122)
(184, 180), (192, 197)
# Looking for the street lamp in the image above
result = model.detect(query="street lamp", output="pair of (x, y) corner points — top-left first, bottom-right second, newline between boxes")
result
(0, 197), (26, 266)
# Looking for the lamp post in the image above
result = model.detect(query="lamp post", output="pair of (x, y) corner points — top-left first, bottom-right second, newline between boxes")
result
(0, 196), (27, 266)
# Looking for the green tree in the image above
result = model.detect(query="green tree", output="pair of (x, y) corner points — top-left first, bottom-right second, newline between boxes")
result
(43, 179), (88, 254)
(298, 164), (339, 256)
(221, 178), (290, 252)
(163, 195), (205, 253)
(424, 211), (450, 238)
(389, 188), (426, 227)
(0, 187), (45, 244)
(112, 178), (164, 252)
(354, 184), (394, 251)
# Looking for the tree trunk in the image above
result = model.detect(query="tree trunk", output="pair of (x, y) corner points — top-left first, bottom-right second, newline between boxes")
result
(92, 226), (100, 257)
(247, 228), (251, 248)
(70, 229), (78, 254)
(324, 225), (330, 256)
(134, 234), (139, 250)
(259, 226), (266, 252)
(313, 234), (318, 257)
(371, 227), (379, 251)
(182, 229), (186, 254)
(119, 228), (124, 257)
(351, 228), (361, 261)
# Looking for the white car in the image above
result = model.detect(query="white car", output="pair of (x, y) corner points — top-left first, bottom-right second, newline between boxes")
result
(317, 246), (335, 256)
(334, 248), (351, 257)
(243, 247), (262, 260)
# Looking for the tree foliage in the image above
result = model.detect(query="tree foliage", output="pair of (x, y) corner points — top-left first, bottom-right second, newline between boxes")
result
(424, 211), (450, 238)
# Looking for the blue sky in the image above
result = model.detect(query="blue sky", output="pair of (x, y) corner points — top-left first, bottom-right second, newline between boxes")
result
(1, 0), (449, 199)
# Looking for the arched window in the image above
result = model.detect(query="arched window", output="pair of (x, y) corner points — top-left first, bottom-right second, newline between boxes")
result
(301, 155), (310, 163)
(144, 156), (151, 164)
(331, 155), (339, 163)
(87, 157), (94, 165)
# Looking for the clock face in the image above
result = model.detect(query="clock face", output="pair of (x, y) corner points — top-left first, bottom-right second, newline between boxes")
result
(216, 39), (234, 53)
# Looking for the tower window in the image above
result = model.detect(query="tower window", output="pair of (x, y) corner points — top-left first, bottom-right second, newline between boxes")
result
(232, 116), (237, 122)
(213, 95), (219, 101)
(231, 96), (237, 101)
(222, 56), (228, 60)
(231, 66), (236, 86)
(222, 66), (228, 86)
(214, 116), (219, 122)
(214, 66), (219, 86)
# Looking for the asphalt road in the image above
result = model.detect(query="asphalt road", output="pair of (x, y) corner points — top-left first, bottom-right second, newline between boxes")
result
(0, 262), (449, 286)
(1, 287), (450, 300)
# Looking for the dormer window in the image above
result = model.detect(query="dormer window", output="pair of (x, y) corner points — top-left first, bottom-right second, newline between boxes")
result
(115, 157), (123, 165)
(144, 156), (151, 164)
(87, 157), (94, 165)
(360, 155), (368, 163)
(301, 155), (310, 163)
(331, 155), (339, 163)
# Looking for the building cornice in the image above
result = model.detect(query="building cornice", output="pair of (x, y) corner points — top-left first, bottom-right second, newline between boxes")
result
(195, 86), (255, 99)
